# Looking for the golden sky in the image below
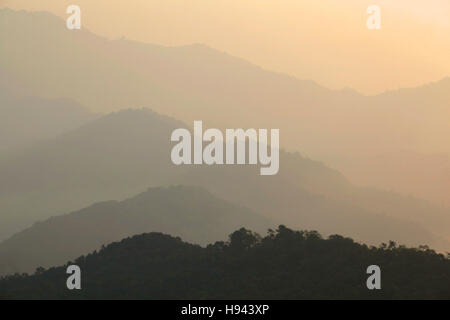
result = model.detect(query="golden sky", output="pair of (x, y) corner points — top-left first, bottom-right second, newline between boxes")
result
(2, 0), (450, 94)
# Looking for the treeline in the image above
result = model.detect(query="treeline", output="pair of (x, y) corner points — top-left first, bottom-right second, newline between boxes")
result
(1, 226), (450, 299)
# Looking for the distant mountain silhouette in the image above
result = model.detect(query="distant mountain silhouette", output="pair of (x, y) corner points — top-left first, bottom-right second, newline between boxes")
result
(0, 87), (95, 159)
(0, 186), (270, 275)
(0, 109), (448, 254)
(1, 226), (449, 299)
(1, 8), (449, 205)
(0, 109), (187, 240)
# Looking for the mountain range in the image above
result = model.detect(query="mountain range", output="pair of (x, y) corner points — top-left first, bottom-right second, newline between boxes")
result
(1, 8), (449, 206)
(0, 108), (448, 258)
(0, 185), (270, 275)
(0, 8), (449, 282)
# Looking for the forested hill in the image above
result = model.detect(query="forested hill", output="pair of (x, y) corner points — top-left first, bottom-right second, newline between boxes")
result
(1, 226), (450, 300)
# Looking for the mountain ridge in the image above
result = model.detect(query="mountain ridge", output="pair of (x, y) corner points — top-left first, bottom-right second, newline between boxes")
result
(2, 8), (449, 205)
(0, 108), (448, 254)
(0, 185), (271, 275)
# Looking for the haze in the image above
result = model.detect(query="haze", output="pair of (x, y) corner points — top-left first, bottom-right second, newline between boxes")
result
(0, 1), (450, 277)
(2, 0), (450, 94)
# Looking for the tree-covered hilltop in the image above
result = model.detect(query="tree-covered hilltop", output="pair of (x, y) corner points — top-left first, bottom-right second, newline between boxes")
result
(1, 226), (449, 300)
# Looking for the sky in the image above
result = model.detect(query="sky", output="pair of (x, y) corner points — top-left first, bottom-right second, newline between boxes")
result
(1, 0), (450, 93)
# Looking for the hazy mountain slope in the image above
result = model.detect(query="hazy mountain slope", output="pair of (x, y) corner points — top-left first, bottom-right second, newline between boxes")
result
(331, 150), (450, 208)
(0, 8), (333, 124)
(1, 8), (449, 205)
(180, 160), (448, 249)
(0, 109), (447, 251)
(2, 226), (450, 300)
(332, 78), (450, 206)
(0, 109), (187, 240)
(0, 186), (271, 275)
(0, 88), (95, 159)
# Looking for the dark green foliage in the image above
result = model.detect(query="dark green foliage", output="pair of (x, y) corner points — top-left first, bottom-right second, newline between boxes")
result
(1, 226), (449, 300)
